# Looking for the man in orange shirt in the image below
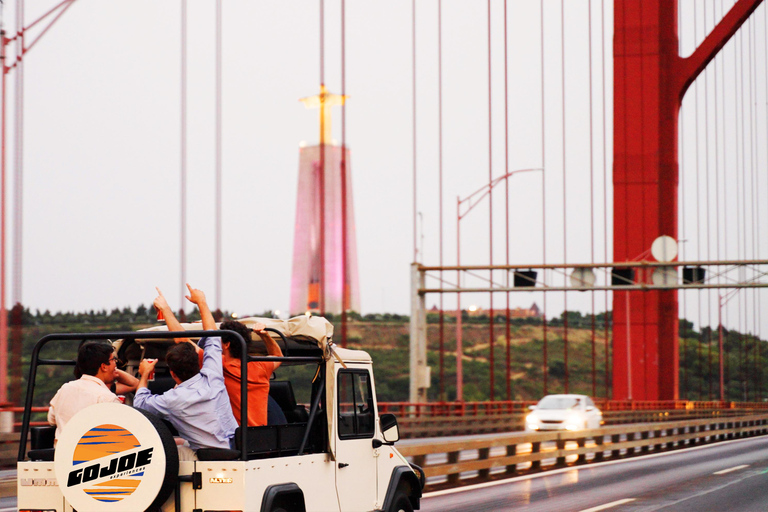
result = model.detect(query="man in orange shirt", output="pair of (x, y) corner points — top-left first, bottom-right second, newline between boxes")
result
(153, 285), (283, 426)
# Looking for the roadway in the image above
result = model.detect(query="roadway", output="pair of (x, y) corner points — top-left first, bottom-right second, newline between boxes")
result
(420, 435), (768, 511)
(4, 435), (768, 511)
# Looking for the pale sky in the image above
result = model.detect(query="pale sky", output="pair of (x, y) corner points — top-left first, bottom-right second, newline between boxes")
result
(2, 1), (766, 337)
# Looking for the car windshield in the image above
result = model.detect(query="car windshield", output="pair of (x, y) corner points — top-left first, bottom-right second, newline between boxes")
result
(536, 396), (581, 410)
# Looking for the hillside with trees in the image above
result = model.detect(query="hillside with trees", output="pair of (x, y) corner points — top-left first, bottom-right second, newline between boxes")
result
(5, 306), (766, 409)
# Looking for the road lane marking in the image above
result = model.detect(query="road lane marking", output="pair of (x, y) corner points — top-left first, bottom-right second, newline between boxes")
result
(713, 464), (749, 475)
(578, 498), (636, 512)
(421, 436), (768, 500)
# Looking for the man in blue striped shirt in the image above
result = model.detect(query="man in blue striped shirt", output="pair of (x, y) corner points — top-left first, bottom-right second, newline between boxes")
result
(134, 297), (237, 453)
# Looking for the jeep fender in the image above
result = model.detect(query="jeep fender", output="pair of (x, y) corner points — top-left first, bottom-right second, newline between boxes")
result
(260, 483), (306, 512)
(380, 465), (423, 511)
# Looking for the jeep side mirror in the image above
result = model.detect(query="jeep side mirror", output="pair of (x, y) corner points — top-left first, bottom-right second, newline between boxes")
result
(380, 413), (400, 444)
(528, 405), (537, 411)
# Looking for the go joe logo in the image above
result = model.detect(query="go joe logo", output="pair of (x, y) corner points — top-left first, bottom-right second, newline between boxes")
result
(66, 425), (152, 503)
(54, 403), (170, 512)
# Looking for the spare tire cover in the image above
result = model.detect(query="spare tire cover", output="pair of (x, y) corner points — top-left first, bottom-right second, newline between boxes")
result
(54, 402), (178, 512)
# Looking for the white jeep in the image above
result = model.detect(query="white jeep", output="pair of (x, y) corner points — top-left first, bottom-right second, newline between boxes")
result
(16, 316), (424, 512)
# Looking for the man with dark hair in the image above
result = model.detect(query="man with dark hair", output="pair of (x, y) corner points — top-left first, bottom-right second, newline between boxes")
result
(134, 288), (237, 454)
(164, 343), (200, 382)
(153, 285), (284, 427)
(48, 341), (135, 441)
(74, 340), (139, 396)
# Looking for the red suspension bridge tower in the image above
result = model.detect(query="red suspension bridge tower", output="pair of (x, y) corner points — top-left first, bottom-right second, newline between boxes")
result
(612, 0), (763, 400)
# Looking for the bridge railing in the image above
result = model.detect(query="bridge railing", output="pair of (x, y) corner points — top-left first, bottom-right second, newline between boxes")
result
(378, 400), (768, 416)
(378, 401), (768, 438)
(399, 413), (768, 491)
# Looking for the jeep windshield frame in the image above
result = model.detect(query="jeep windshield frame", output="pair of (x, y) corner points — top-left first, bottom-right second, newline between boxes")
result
(18, 329), (324, 462)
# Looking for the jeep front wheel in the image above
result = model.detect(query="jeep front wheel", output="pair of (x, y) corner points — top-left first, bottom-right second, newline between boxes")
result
(388, 488), (414, 512)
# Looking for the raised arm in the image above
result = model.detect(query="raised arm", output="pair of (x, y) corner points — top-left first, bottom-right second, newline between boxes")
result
(154, 287), (196, 351)
(185, 284), (216, 331)
(114, 369), (139, 394)
(134, 358), (172, 417)
(253, 322), (283, 370)
(136, 358), (158, 391)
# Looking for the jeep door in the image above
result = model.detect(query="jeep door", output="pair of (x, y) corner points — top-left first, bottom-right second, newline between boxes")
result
(334, 367), (377, 510)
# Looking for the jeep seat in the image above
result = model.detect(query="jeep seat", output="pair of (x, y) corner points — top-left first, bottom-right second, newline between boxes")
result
(269, 381), (309, 424)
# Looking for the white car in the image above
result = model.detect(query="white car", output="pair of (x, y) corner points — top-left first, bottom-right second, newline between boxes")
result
(525, 394), (603, 432)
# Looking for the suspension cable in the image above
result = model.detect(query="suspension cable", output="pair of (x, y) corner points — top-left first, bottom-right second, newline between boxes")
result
(601, 0), (609, 399)
(503, 0), (511, 401)
(589, 0), (596, 398)
(704, 0), (713, 401)
(679, 1), (688, 399)
(540, 0), (548, 396)
(180, 0), (187, 311)
(561, 0), (568, 394)
(694, 2), (704, 400)
(341, 0), (347, 347)
(438, 0), (445, 400)
(215, 0), (222, 310)
(487, 0), (495, 401)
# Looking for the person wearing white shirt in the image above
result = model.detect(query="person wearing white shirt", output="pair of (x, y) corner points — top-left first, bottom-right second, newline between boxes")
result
(47, 342), (128, 442)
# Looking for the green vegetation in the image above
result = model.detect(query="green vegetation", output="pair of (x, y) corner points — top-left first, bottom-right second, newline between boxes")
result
(4, 306), (766, 409)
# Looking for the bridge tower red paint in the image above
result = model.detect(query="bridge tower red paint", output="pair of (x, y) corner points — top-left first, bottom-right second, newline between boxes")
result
(612, 0), (763, 400)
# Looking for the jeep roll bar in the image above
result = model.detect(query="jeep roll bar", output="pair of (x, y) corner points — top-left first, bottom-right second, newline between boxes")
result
(18, 329), (324, 462)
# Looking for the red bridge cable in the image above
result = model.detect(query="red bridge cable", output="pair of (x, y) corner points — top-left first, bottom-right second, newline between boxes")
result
(588, 0), (597, 398)
(601, 0), (609, 399)
(12, 0), (23, 306)
(0, 0), (8, 405)
(503, 0), (511, 402)
(318, 0), (326, 314)
(760, 1), (768, 400)
(741, 25), (749, 399)
(412, 0), (417, 266)
(20, 0), (76, 60)
(487, 0), (495, 402)
(341, 0), (347, 347)
(561, 0), (568, 395)
(714, 3), (723, 399)
(733, 20), (743, 399)
(215, 0), (222, 310)
(748, 18), (758, 400)
(540, 0), (548, 396)
(704, 0), (713, 401)
(720, 0), (729, 401)
(181, 0), (187, 311)
(679, 4), (689, 399)
(694, 2), (704, 400)
(438, 0), (445, 400)
(713, 0), (722, 401)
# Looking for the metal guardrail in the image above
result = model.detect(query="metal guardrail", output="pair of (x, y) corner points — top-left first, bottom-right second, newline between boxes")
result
(394, 408), (768, 438)
(378, 400), (768, 417)
(398, 413), (768, 491)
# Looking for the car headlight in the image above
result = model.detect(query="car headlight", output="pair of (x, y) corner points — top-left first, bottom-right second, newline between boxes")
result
(564, 413), (583, 431)
(525, 414), (540, 430)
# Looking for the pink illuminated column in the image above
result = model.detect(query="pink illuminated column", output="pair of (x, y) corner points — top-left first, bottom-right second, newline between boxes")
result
(291, 86), (360, 316)
(290, 142), (360, 315)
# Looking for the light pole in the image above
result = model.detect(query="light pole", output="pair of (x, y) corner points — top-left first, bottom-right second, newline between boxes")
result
(455, 168), (542, 401)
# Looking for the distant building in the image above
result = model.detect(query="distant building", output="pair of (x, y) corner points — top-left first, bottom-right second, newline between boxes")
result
(429, 303), (542, 319)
